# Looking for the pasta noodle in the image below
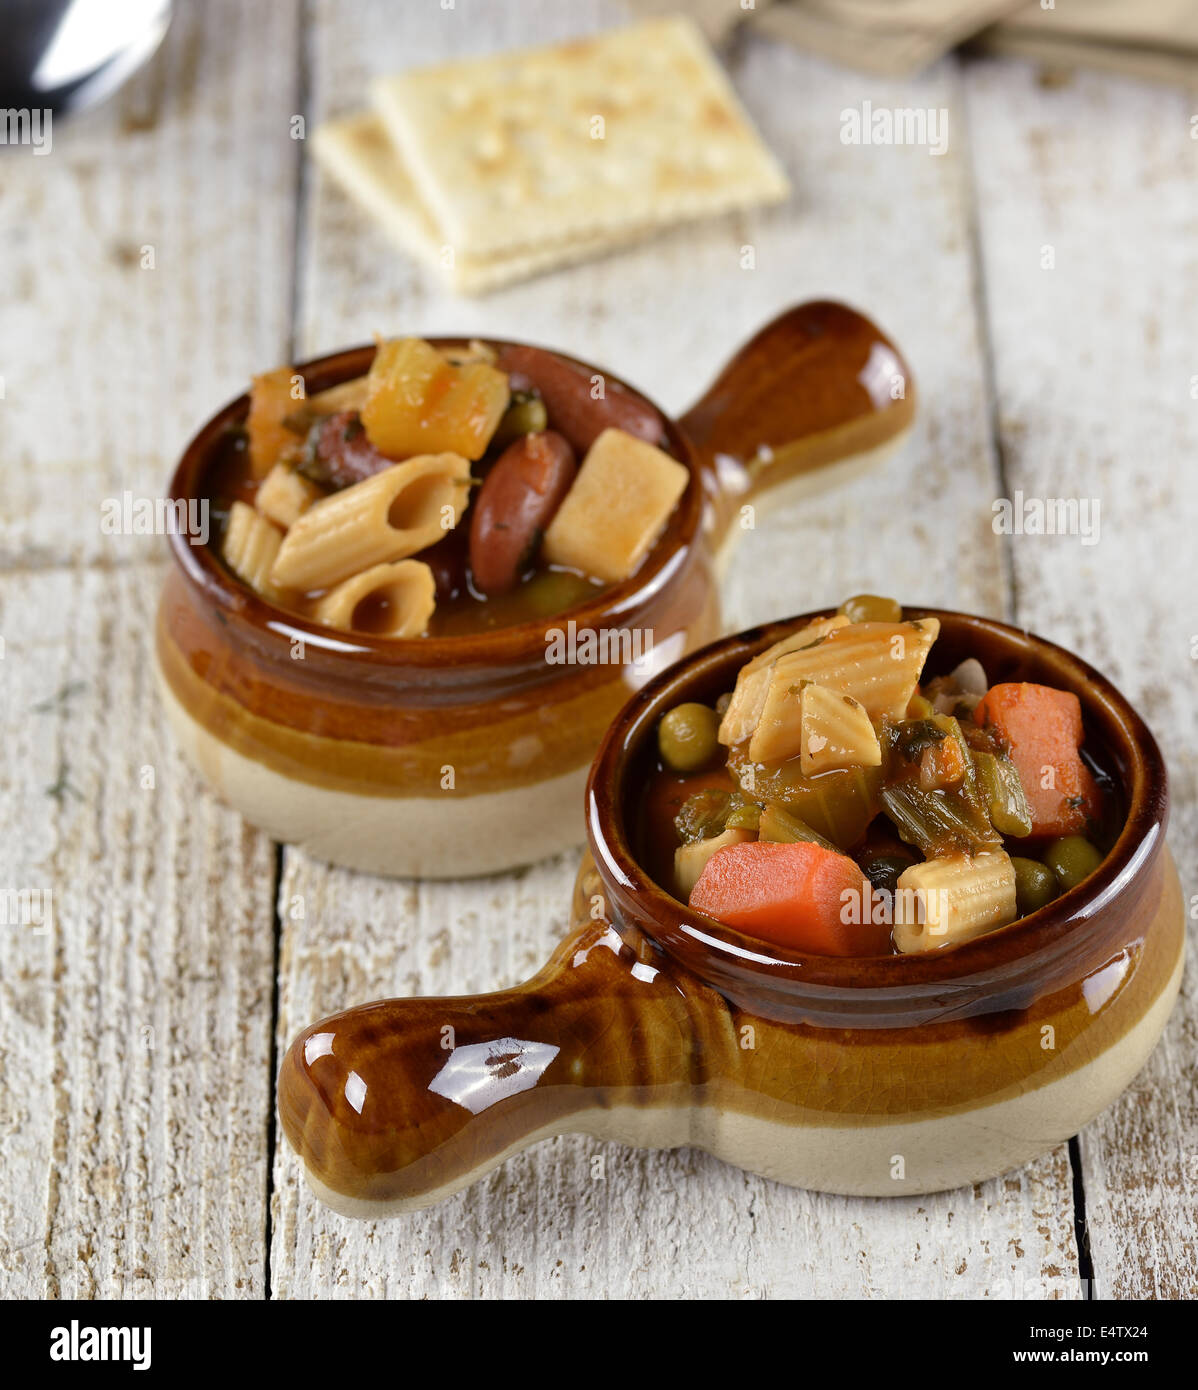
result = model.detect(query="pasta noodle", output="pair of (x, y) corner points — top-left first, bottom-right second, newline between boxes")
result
(256, 462), (322, 529)
(748, 618), (939, 763)
(313, 559), (437, 638)
(718, 615), (849, 747)
(270, 452), (470, 591)
(892, 850), (1017, 953)
(798, 684), (881, 776)
(222, 500), (285, 600)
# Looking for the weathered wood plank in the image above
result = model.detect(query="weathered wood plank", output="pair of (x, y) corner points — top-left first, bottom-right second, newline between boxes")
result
(0, 0), (301, 1298)
(0, 0), (301, 570)
(0, 562), (277, 1297)
(964, 56), (1198, 1299)
(270, 3), (1079, 1298)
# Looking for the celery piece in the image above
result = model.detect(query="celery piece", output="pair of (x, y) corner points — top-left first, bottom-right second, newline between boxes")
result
(972, 750), (1033, 838)
(757, 803), (838, 852)
(880, 781), (1000, 857)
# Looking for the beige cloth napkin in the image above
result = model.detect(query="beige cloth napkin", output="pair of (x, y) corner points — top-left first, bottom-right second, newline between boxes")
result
(627, 0), (1198, 82)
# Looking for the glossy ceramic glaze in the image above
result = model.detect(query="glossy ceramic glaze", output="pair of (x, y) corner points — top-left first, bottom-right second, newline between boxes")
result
(156, 302), (915, 876)
(278, 609), (1184, 1213)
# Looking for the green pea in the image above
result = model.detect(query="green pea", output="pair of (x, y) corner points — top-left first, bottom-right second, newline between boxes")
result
(1043, 836), (1104, 893)
(838, 593), (903, 624)
(1010, 856), (1060, 916)
(491, 393), (548, 451)
(658, 702), (721, 773)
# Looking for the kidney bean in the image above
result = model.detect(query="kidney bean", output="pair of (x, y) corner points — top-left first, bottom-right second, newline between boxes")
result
(418, 523), (470, 602)
(469, 431), (576, 596)
(298, 410), (391, 490)
(496, 345), (666, 455)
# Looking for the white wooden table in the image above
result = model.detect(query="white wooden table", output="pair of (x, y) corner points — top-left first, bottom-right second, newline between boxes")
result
(1, 0), (1194, 1300)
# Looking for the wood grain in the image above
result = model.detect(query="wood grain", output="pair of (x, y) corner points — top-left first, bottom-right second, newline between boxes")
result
(964, 57), (1198, 1299)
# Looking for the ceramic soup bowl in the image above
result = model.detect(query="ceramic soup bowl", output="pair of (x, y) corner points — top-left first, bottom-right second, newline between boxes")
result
(277, 607), (1184, 1214)
(156, 302), (913, 877)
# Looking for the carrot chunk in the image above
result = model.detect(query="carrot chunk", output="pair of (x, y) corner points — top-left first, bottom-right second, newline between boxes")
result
(689, 840), (890, 956)
(973, 682), (1100, 838)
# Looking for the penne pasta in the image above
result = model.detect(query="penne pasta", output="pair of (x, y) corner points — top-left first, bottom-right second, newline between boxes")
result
(223, 500), (285, 600)
(892, 850), (1017, 953)
(718, 615), (849, 747)
(748, 618), (939, 763)
(542, 428), (689, 584)
(798, 683), (882, 776)
(270, 452), (471, 591)
(313, 559), (437, 638)
(255, 462), (323, 530)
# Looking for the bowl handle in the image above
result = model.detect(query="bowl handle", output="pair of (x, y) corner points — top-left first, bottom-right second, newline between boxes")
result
(679, 300), (916, 545)
(278, 917), (730, 1216)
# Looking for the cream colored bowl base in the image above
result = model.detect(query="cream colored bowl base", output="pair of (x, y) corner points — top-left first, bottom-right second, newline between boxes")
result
(302, 938), (1183, 1216)
(157, 670), (587, 877)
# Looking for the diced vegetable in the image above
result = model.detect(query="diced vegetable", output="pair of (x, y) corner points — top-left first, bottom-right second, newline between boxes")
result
(727, 743), (884, 849)
(361, 337), (509, 461)
(974, 683), (1101, 838)
(879, 780), (1001, 858)
(675, 827), (755, 900)
(756, 803), (838, 853)
(972, 750), (1033, 838)
(689, 840), (889, 956)
(892, 850), (1017, 953)
(247, 366), (301, 479)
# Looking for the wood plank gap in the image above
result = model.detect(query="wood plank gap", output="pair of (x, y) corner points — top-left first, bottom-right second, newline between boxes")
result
(265, 0), (313, 1302)
(1068, 1136), (1096, 1299)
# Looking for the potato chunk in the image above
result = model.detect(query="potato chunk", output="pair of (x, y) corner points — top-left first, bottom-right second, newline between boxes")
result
(542, 428), (688, 583)
(361, 337), (508, 460)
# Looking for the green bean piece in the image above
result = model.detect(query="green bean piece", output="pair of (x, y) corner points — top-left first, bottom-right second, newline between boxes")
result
(757, 802), (838, 852)
(490, 391), (548, 452)
(838, 593), (903, 624)
(973, 750), (1033, 838)
(1043, 835), (1103, 893)
(658, 703), (721, 773)
(1010, 856), (1059, 916)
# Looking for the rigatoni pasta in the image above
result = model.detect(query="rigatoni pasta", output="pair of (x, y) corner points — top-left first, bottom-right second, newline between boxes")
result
(222, 501), (286, 600)
(892, 851), (1017, 953)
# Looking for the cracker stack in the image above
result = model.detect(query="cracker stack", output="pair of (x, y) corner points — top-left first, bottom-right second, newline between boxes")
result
(312, 16), (790, 295)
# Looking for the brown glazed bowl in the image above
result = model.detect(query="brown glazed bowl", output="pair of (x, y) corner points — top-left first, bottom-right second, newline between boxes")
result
(278, 607), (1185, 1213)
(156, 302), (914, 877)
